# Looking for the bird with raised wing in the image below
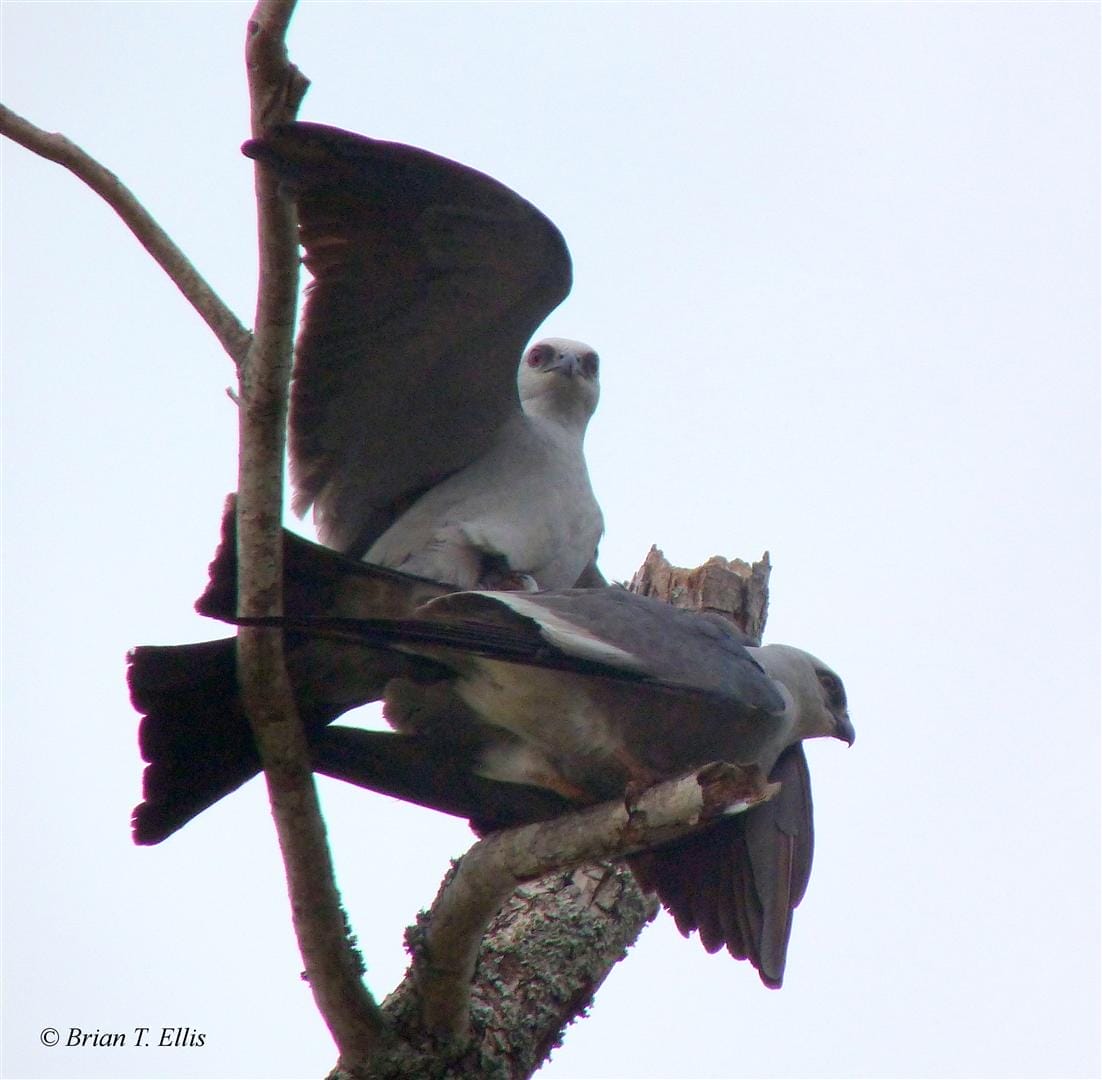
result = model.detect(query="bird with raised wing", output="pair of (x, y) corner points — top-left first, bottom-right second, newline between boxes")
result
(242, 123), (605, 590)
(132, 126), (610, 840)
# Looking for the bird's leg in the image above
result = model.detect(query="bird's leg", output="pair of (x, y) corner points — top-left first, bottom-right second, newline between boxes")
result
(530, 767), (592, 803)
(476, 552), (540, 592)
(480, 569), (540, 592)
(614, 747), (664, 809)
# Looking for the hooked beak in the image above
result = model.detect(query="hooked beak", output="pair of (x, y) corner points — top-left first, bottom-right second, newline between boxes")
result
(545, 352), (579, 378)
(834, 712), (856, 747)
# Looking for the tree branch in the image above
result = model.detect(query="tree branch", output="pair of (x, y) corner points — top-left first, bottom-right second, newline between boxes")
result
(237, 0), (385, 1065)
(413, 763), (778, 1038)
(0, 102), (253, 368)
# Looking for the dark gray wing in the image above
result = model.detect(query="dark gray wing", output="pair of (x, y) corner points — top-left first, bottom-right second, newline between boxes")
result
(242, 586), (783, 711)
(419, 587), (782, 706)
(242, 123), (572, 555)
(629, 743), (813, 988)
(743, 743), (814, 983)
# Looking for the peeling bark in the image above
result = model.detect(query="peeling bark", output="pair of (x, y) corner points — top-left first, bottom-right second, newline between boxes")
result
(629, 545), (771, 643)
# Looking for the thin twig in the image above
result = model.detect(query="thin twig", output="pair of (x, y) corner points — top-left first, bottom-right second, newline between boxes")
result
(237, 0), (386, 1064)
(0, 102), (253, 368)
(416, 763), (779, 1037)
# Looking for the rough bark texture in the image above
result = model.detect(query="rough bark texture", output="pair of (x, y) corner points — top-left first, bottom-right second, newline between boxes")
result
(345, 866), (653, 1080)
(630, 545), (771, 643)
(334, 548), (772, 1079)
(408, 762), (776, 1040)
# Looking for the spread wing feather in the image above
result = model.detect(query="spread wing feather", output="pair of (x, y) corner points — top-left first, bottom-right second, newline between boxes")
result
(628, 744), (814, 988)
(242, 123), (572, 555)
(235, 585), (785, 713)
(421, 588), (784, 707)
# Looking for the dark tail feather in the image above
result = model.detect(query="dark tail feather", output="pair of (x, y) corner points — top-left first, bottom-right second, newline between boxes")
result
(314, 726), (574, 835)
(130, 638), (259, 845)
(129, 496), (449, 845)
(128, 635), (422, 844)
(130, 637), (365, 844)
(197, 494), (447, 624)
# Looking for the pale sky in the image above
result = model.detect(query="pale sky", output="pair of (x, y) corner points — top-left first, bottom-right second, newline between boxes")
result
(2, 3), (1099, 1079)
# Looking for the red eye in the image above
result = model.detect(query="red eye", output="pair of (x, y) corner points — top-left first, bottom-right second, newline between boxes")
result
(580, 352), (599, 378)
(526, 343), (554, 368)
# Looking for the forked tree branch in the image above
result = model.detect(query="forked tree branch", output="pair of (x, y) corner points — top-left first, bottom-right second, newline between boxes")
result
(237, 0), (387, 1066)
(0, 103), (253, 368)
(4, 28), (381, 1059)
(4, 11), (385, 1064)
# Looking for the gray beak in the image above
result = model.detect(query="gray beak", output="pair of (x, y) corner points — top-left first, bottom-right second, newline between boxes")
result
(546, 353), (579, 377)
(834, 712), (856, 747)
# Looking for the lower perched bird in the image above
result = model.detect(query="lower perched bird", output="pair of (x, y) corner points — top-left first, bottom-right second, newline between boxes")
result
(129, 511), (852, 987)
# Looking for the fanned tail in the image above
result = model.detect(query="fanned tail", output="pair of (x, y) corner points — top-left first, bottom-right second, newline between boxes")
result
(129, 496), (448, 844)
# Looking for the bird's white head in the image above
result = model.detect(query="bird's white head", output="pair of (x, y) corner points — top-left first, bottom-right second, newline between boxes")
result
(517, 337), (600, 431)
